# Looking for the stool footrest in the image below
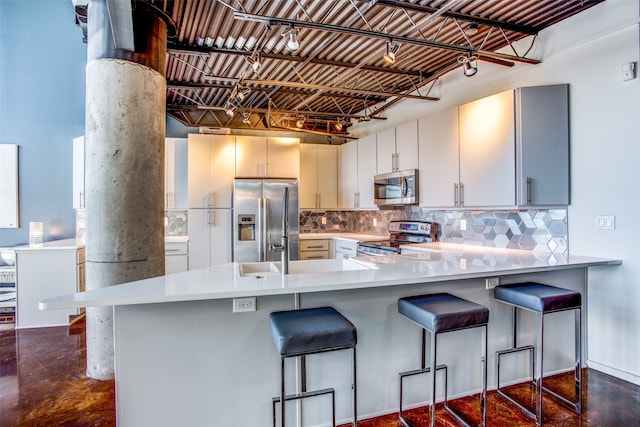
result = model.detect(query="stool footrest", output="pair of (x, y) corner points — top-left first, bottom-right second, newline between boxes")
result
(543, 385), (582, 413)
(272, 387), (336, 427)
(272, 387), (335, 403)
(497, 344), (534, 357)
(399, 363), (448, 379)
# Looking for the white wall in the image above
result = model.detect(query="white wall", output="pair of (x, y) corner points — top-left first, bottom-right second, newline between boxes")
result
(351, 1), (640, 384)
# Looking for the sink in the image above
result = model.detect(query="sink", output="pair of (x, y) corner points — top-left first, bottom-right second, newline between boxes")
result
(237, 259), (372, 277)
(237, 262), (280, 277)
(281, 258), (372, 274)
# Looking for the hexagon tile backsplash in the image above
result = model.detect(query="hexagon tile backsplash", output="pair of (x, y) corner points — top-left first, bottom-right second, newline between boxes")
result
(299, 207), (568, 254)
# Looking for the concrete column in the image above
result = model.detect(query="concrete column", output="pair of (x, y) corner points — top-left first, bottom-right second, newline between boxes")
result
(84, 0), (168, 379)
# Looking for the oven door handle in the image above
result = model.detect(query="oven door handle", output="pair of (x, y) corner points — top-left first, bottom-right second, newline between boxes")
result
(356, 247), (386, 256)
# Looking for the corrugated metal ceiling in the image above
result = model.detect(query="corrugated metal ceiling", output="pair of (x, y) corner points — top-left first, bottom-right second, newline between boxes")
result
(144, 0), (604, 138)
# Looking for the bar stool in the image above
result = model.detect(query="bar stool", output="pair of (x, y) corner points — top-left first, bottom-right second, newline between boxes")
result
(494, 282), (582, 425)
(269, 306), (357, 427)
(398, 293), (489, 427)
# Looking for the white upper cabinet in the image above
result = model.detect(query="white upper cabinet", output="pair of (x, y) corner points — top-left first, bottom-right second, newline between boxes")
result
(376, 121), (419, 174)
(356, 135), (378, 209)
(394, 121), (419, 171)
(300, 144), (338, 209)
(418, 108), (460, 207)
(188, 134), (235, 209)
(515, 84), (569, 206)
(235, 136), (267, 177)
(235, 136), (300, 178)
(339, 140), (358, 209)
(458, 89), (515, 207)
(376, 128), (396, 174)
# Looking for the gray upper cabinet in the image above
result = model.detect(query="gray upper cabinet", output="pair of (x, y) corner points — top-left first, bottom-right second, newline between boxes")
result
(515, 84), (570, 206)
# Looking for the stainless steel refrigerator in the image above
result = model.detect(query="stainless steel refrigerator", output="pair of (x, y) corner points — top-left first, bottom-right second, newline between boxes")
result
(233, 179), (299, 263)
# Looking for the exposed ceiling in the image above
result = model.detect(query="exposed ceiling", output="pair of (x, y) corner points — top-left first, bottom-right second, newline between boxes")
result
(76, 0), (605, 140)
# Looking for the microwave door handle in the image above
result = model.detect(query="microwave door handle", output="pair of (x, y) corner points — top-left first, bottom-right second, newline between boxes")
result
(401, 177), (408, 198)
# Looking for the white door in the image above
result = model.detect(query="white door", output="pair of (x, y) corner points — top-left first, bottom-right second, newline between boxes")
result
(459, 90), (515, 207)
(418, 108), (459, 207)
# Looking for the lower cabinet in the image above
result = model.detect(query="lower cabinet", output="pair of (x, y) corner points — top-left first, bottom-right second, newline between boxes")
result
(165, 241), (189, 274)
(188, 209), (232, 269)
(299, 239), (330, 260)
(332, 239), (358, 259)
(14, 242), (84, 329)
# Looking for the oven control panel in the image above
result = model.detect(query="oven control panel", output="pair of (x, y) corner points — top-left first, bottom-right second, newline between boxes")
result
(388, 221), (432, 235)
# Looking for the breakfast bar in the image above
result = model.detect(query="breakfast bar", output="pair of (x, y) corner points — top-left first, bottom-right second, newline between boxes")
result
(41, 244), (619, 427)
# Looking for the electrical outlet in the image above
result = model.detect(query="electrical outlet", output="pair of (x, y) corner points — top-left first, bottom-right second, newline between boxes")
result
(486, 277), (500, 289)
(321, 217), (327, 225)
(233, 297), (256, 313)
(460, 219), (467, 231)
(373, 218), (377, 227)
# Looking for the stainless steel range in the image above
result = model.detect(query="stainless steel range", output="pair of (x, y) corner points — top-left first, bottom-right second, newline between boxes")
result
(356, 220), (438, 256)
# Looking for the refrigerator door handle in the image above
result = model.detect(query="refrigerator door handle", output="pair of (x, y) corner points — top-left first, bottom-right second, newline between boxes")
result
(261, 198), (268, 261)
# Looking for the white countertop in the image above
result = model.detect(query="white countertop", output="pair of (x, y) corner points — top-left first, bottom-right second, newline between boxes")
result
(13, 238), (84, 251)
(299, 232), (387, 241)
(40, 244), (620, 310)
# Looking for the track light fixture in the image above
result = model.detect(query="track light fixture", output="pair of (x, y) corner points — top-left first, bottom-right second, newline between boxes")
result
(247, 53), (262, 73)
(383, 41), (400, 64)
(224, 102), (237, 117)
(295, 116), (305, 128)
(458, 54), (478, 77)
(241, 112), (252, 124)
(236, 85), (251, 101)
(283, 27), (300, 51)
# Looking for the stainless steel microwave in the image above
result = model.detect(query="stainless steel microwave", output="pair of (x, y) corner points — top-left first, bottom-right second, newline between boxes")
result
(374, 169), (418, 206)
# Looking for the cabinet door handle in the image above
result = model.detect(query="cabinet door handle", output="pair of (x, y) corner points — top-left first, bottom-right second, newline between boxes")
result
(306, 256), (325, 260)
(79, 191), (85, 209)
(459, 183), (464, 206)
(306, 245), (324, 249)
(207, 210), (215, 225)
(454, 183), (459, 206)
(526, 177), (532, 205)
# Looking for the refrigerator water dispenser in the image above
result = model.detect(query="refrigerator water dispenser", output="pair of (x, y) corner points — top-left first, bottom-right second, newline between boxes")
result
(238, 214), (256, 241)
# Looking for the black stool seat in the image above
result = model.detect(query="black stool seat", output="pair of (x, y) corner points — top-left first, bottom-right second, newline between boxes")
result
(270, 306), (357, 357)
(399, 293), (489, 333)
(494, 282), (581, 313)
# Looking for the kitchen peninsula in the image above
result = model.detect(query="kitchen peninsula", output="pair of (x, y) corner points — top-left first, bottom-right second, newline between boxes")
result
(41, 245), (619, 427)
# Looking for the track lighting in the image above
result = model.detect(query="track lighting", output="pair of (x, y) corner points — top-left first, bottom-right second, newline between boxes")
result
(283, 27), (299, 51)
(458, 54), (478, 77)
(247, 53), (262, 73)
(295, 116), (305, 128)
(224, 102), (236, 117)
(236, 85), (251, 101)
(383, 41), (400, 64)
(241, 112), (252, 124)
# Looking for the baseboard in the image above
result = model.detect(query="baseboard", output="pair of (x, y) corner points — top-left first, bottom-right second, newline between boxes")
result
(588, 359), (640, 386)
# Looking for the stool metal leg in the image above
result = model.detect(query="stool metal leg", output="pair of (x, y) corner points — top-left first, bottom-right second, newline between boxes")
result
(281, 356), (286, 427)
(353, 347), (358, 427)
(430, 330), (437, 427)
(535, 311), (544, 425)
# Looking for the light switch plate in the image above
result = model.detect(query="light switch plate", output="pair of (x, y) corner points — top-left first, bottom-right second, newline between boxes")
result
(233, 297), (256, 313)
(596, 215), (615, 230)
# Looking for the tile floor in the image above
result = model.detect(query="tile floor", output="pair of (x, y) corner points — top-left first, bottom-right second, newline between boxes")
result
(1, 319), (638, 426)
